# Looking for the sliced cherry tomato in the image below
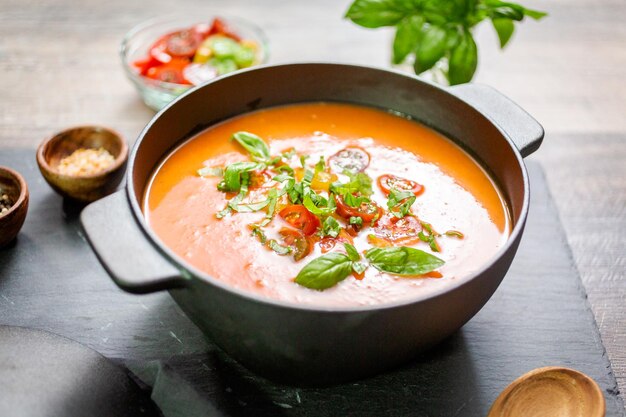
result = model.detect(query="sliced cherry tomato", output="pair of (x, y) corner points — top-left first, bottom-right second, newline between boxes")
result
(311, 171), (338, 192)
(165, 29), (202, 57)
(334, 195), (382, 223)
(145, 58), (192, 84)
(329, 147), (370, 174)
(279, 205), (320, 236)
(373, 213), (422, 245)
(208, 17), (242, 41)
(279, 228), (312, 261)
(149, 35), (172, 63)
(132, 56), (161, 76)
(319, 229), (354, 253)
(378, 174), (424, 196)
(248, 170), (272, 189)
(367, 234), (392, 248)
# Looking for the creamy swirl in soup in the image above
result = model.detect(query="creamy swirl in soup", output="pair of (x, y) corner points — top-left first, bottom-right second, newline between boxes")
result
(144, 103), (510, 307)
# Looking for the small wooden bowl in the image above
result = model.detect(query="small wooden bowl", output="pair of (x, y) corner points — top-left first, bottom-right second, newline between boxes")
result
(487, 366), (605, 417)
(36, 126), (128, 202)
(0, 166), (29, 248)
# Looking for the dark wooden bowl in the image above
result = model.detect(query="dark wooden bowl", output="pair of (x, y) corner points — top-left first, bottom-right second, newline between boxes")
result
(36, 126), (128, 202)
(0, 166), (29, 248)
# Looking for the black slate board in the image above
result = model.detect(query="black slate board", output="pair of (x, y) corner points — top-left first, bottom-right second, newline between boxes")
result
(0, 149), (623, 416)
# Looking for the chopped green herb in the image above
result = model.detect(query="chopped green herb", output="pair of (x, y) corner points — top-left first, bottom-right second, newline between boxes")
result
(315, 156), (326, 174)
(349, 216), (363, 226)
(268, 239), (292, 256)
(352, 261), (368, 275)
(321, 216), (341, 238)
(218, 162), (262, 192)
(387, 188), (416, 218)
(250, 225), (267, 244)
(445, 230), (465, 239)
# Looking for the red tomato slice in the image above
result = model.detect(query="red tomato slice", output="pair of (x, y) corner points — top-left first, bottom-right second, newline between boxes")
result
(165, 29), (202, 57)
(319, 229), (354, 253)
(279, 205), (320, 236)
(132, 56), (161, 76)
(334, 195), (382, 223)
(208, 17), (242, 41)
(149, 35), (172, 63)
(248, 170), (272, 189)
(279, 228), (312, 261)
(145, 58), (192, 84)
(373, 213), (422, 245)
(329, 147), (370, 174)
(377, 174), (424, 196)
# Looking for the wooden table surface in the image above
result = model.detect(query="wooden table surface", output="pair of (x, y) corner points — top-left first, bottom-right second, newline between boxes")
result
(1, 0), (625, 407)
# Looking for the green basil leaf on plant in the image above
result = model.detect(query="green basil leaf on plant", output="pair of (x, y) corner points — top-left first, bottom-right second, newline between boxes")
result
(414, 24), (448, 74)
(295, 252), (353, 290)
(522, 8), (547, 20)
(345, 0), (409, 28)
(448, 30), (478, 85)
(344, 243), (361, 262)
(231, 131), (271, 161)
(392, 15), (424, 65)
(365, 246), (444, 276)
(491, 18), (515, 48)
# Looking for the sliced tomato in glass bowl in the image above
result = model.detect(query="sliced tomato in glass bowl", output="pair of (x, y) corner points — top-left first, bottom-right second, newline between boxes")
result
(145, 58), (192, 84)
(132, 56), (161, 76)
(334, 195), (382, 223)
(377, 174), (424, 196)
(329, 147), (370, 174)
(165, 29), (203, 57)
(279, 205), (320, 236)
(208, 17), (242, 41)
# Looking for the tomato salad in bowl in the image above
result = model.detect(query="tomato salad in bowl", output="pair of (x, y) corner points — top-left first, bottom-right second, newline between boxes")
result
(120, 15), (268, 111)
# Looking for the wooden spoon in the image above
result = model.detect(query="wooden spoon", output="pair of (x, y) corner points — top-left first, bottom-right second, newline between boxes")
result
(487, 366), (605, 417)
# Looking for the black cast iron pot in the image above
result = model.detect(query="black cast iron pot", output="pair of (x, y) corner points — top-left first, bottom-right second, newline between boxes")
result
(81, 63), (544, 385)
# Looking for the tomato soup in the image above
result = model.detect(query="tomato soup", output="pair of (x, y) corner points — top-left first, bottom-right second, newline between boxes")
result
(144, 103), (510, 307)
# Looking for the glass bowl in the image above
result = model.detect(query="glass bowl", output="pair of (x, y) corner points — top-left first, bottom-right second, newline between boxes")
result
(120, 15), (269, 111)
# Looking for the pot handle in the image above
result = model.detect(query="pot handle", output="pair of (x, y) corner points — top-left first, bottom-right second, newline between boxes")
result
(80, 191), (187, 294)
(449, 83), (544, 157)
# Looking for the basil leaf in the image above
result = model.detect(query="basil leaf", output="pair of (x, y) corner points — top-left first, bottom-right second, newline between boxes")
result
(345, 0), (409, 28)
(448, 30), (478, 85)
(321, 216), (341, 238)
(315, 156), (326, 174)
(197, 166), (223, 177)
(232, 132), (270, 161)
(344, 243), (360, 262)
(330, 172), (373, 197)
(352, 261), (368, 275)
(445, 230), (464, 239)
(295, 252), (353, 290)
(250, 225), (267, 244)
(268, 239), (292, 256)
(523, 8), (547, 20)
(303, 192), (336, 216)
(387, 188), (416, 217)
(365, 246), (444, 276)
(343, 192), (368, 208)
(349, 216), (363, 226)
(414, 24), (448, 74)
(232, 198), (270, 213)
(393, 15), (424, 65)
(491, 18), (514, 48)
(218, 162), (261, 192)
